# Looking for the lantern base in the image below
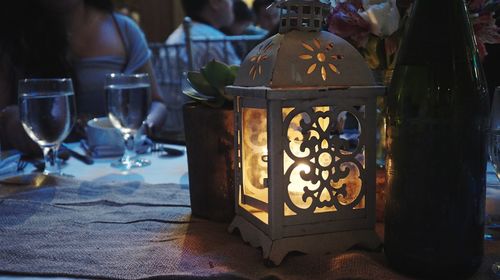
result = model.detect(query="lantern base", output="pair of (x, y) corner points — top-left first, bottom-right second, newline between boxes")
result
(228, 215), (381, 265)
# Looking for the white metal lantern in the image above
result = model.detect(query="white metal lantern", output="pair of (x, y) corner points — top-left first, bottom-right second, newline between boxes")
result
(226, 0), (384, 265)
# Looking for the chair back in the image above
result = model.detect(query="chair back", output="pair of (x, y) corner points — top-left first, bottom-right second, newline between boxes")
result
(149, 17), (266, 142)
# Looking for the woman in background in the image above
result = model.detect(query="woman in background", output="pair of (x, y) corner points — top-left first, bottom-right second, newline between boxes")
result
(0, 0), (166, 154)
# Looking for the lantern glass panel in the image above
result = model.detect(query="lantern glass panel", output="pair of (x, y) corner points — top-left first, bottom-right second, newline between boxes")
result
(282, 106), (366, 217)
(238, 192), (269, 224)
(241, 107), (268, 205)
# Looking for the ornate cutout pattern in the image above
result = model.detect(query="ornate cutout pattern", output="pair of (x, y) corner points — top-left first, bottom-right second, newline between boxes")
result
(283, 105), (365, 215)
(299, 39), (343, 81)
(248, 41), (273, 80)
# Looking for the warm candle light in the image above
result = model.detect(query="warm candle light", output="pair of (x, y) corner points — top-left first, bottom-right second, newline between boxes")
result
(227, 0), (382, 265)
(241, 107), (268, 210)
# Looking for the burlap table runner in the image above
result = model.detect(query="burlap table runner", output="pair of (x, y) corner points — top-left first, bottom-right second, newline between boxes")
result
(0, 174), (497, 280)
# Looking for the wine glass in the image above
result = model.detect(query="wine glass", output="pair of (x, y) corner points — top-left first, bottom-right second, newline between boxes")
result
(489, 87), (500, 180)
(105, 73), (152, 169)
(18, 78), (76, 175)
(488, 87), (500, 275)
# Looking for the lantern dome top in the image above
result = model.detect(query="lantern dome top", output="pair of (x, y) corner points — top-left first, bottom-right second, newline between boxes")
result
(233, 0), (374, 89)
(233, 30), (376, 89)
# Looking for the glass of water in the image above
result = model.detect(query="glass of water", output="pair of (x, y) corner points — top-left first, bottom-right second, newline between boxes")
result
(105, 73), (152, 169)
(489, 87), (500, 181)
(488, 88), (500, 273)
(18, 78), (76, 175)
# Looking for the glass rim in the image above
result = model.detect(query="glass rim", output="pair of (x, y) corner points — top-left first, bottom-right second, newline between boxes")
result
(18, 78), (74, 97)
(19, 91), (74, 98)
(18, 78), (72, 84)
(105, 73), (149, 79)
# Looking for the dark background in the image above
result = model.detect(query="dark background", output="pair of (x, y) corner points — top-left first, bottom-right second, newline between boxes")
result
(113, 0), (185, 42)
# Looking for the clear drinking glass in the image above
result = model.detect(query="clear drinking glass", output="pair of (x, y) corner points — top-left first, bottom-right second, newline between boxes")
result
(18, 78), (76, 175)
(489, 87), (500, 273)
(105, 73), (152, 169)
(489, 87), (500, 180)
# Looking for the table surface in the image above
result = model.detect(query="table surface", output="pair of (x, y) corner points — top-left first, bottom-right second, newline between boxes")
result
(0, 142), (189, 280)
(61, 142), (189, 186)
(0, 143), (499, 280)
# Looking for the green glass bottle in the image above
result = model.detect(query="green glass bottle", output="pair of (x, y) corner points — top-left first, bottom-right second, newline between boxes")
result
(384, 0), (489, 277)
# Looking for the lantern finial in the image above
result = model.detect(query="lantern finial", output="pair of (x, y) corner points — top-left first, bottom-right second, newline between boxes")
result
(276, 0), (331, 33)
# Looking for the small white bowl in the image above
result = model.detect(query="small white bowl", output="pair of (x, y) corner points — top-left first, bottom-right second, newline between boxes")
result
(86, 117), (124, 148)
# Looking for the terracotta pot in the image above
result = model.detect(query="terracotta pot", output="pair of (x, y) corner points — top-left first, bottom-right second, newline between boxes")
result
(183, 103), (235, 222)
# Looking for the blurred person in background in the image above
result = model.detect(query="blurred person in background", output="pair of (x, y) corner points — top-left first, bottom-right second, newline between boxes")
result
(252, 0), (280, 34)
(222, 0), (267, 58)
(0, 0), (166, 155)
(223, 0), (266, 36)
(165, 0), (241, 69)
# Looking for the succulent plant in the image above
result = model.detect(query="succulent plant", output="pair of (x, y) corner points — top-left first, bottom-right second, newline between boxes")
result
(184, 60), (239, 108)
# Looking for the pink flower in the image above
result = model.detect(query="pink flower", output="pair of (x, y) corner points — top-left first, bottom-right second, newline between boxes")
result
(327, 2), (371, 48)
(328, 0), (500, 66)
(472, 12), (500, 60)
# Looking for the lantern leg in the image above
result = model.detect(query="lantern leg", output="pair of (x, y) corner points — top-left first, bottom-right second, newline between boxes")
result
(228, 216), (274, 260)
(229, 216), (382, 266)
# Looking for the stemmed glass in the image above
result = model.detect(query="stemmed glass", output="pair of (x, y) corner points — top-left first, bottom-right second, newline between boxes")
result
(488, 87), (500, 276)
(489, 87), (500, 180)
(105, 73), (152, 169)
(18, 78), (76, 175)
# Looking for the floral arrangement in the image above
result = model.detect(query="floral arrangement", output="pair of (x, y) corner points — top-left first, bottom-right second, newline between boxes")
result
(327, 0), (500, 71)
(469, 0), (500, 59)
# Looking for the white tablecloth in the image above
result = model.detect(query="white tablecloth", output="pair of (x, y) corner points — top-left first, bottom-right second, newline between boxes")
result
(60, 142), (189, 186)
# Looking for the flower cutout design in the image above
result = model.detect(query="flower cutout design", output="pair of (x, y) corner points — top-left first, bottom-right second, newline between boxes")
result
(283, 106), (365, 214)
(299, 39), (343, 81)
(249, 41), (273, 80)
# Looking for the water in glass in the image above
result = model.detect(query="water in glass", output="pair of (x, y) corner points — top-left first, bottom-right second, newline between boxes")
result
(20, 92), (74, 146)
(490, 130), (500, 180)
(490, 87), (500, 181)
(106, 83), (150, 135)
(18, 78), (76, 175)
(105, 73), (151, 169)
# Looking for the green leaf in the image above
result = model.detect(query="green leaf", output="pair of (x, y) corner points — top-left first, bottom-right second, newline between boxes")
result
(186, 71), (218, 97)
(229, 65), (240, 78)
(201, 60), (235, 93)
(182, 88), (214, 102)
